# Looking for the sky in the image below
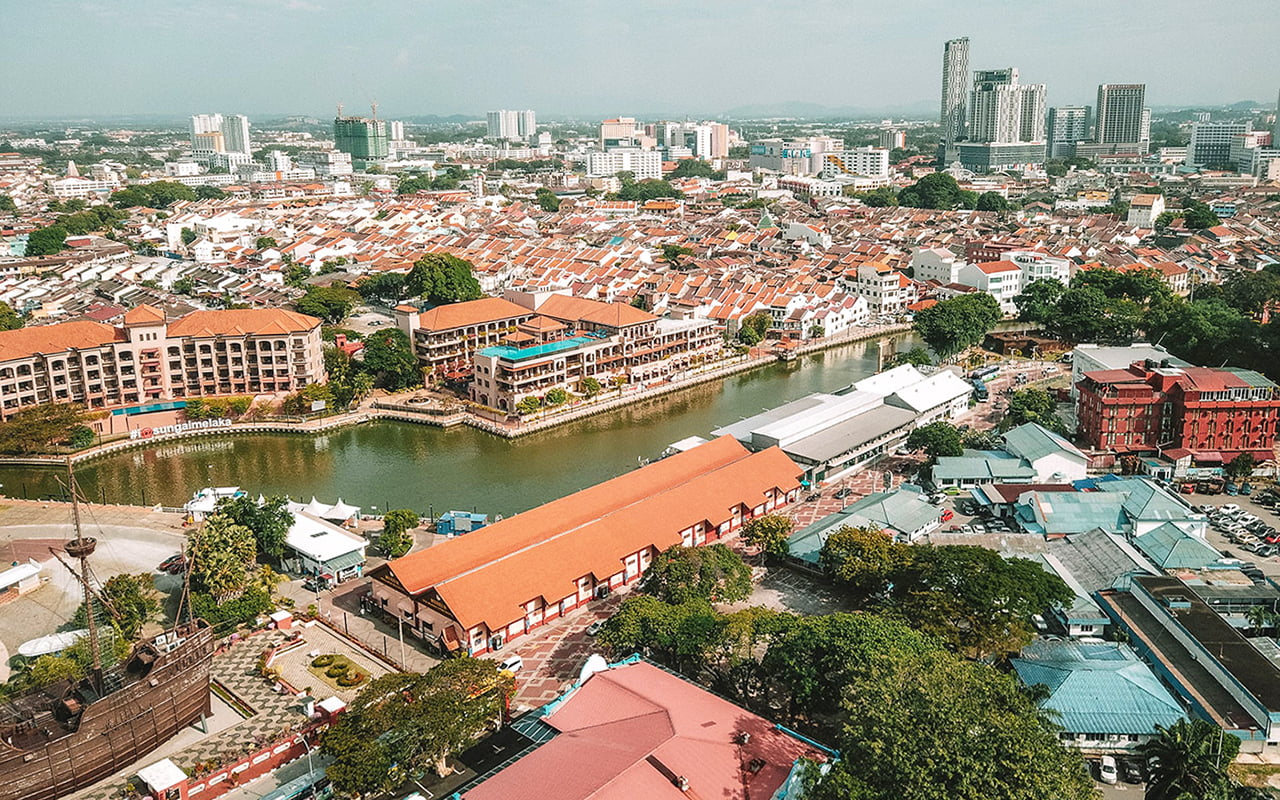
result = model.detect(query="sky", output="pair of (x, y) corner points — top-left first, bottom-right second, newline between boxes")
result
(3, 0), (1276, 121)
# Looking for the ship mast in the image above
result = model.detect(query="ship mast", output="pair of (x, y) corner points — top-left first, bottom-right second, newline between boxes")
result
(62, 458), (102, 689)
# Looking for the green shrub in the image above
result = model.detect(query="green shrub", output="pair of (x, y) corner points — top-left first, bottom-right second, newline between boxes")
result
(311, 655), (335, 668)
(336, 671), (365, 687)
(325, 663), (349, 678)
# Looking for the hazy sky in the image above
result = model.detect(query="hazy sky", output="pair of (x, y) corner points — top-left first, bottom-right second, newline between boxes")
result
(3, 0), (1275, 120)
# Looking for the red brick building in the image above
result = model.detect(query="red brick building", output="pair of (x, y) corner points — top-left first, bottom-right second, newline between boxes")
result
(1076, 360), (1280, 462)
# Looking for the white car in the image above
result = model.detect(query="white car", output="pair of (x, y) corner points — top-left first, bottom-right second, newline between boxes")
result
(1222, 504), (1241, 515)
(498, 655), (524, 674)
(1099, 756), (1118, 785)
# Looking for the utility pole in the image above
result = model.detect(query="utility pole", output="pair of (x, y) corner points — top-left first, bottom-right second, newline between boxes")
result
(397, 615), (406, 667)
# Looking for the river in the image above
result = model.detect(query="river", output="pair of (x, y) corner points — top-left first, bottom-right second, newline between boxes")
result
(2, 333), (920, 515)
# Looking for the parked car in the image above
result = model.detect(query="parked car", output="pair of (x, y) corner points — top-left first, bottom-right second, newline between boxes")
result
(835, 487), (853, 499)
(1121, 759), (1144, 784)
(1226, 483), (1240, 496)
(1222, 504), (1242, 515)
(499, 655), (524, 674)
(1241, 483), (1253, 496)
(1099, 756), (1119, 785)
(941, 509), (954, 522)
(585, 620), (604, 636)
(158, 554), (186, 574)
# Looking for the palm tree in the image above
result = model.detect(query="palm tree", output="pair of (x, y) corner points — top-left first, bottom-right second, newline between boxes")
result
(1245, 605), (1271, 635)
(1139, 718), (1239, 800)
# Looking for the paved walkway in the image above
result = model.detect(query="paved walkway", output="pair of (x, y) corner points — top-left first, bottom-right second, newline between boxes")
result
(0, 498), (185, 531)
(269, 623), (393, 703)
(68, 631), (311, 800)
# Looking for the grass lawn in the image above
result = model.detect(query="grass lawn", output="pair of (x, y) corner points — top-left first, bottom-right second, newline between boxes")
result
(306, 654), (368, 691)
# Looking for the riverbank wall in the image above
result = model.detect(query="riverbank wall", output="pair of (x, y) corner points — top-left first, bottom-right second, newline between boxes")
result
(0, 323), (911, 465)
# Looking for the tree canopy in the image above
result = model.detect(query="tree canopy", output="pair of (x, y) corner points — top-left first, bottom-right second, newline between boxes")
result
(905, 420), (964, 459)
(0, 403), (87, 454)
(362, 327), (420, 390)
(405, 253), (484, 305)
(1139, 718), (1240, 800)
(1002, 388), (1064, 433)
(187, 513), (258, 602)
(899, 173), (971, 210)
(73, 572), (159, 640)
(294, 284), (358, 324)
(0, 301), (24, 331)
(26, 225), (68, 257)
(322, 659), (515, 793)
(110, 180), (197, 209)
(214, 495), (292, 563)
(741, 513), (793, 557)
(638, 544), (753, 604)
(912, 293), (1002, 357)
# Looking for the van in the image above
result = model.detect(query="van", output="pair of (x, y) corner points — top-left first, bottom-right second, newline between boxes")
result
(1099, 756), (1118, 785)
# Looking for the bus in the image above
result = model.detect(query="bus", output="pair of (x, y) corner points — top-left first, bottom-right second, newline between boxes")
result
(968, 365), (999, 383)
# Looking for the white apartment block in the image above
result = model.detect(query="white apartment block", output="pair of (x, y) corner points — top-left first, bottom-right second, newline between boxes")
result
(817, 148), (890, 180)
(911, 247), (965, 285)
(1127, 193), (1166, 228)
(50, 176), (121, 199)
(778, 175), (842, 199)
(958, 259), (1023, 313)
(842, 265), (913, 316)
(586, 149), (662, 181)
(1006, 249), (1071, 285)
(1187, 122), (1251, 167)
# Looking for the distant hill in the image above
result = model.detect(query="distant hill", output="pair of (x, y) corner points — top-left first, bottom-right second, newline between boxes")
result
(718, 100), (935, 120)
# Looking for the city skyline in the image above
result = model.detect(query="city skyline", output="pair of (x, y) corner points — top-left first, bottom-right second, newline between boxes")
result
(2, 0), (1275, 120)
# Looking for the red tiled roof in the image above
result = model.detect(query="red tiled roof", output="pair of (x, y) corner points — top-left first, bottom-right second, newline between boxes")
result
(975, 260), (1021, 274)
(166, 308), (320, 337)
(536, 293), (655, 328)
(464, 661), (825, 800)
(122, 304), (166, 326)
(416, 297), (530, 332)
(0, 321), (125, 362)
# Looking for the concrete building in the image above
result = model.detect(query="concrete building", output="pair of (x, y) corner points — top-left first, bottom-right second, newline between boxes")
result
(0, 305), (324, 432)
(967, 67), (1046, 145)
(468, 292), (719, 412)
(940, 37), (971, 151)
(879, 128), (906, 150)
(1076, 360), (1279, 461)
(1047, 106), (1089, 159)
(599, 117), (643, 149)
(222, 115), (251, 155)
(1095, 84), (1147, 149)
(816, 147), (890, 180)
(957, 258), (1023, 312)
(841, 262), (914, 316)
(1069, 343), (1190, 401)
(1127, 193), (1166, 228)
(748, 137), (842, 175)
(486, 110), (535, 141)
(911, 247), (965, 284)
(1187, 121), (1251, 167)
(333, 114), (389, 164)
(371, 436), (802, 656)
(586, 149), (662, 180)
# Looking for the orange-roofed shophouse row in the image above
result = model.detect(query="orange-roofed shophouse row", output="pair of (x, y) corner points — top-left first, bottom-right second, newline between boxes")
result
(367, 436), (804, 656)
(0, 305), (324, 432)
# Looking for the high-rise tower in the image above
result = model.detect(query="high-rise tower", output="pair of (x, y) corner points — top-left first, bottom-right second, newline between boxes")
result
(940, 37), (971, 148)
(1095, 84), (1146, 145)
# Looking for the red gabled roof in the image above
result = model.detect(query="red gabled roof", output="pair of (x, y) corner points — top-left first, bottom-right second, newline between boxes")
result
(415, 297), (530, 332)
(975, 260), (1021, 274)
(464, 661), (825, 800)
(0, 321), (125, 362)
(166, 308), (320, 337)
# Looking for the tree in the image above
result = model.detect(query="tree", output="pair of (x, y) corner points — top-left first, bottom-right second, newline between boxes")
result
(1015, 278), (1066, 324)
(380, 510), (419, 557)
(975, 191), (1010, 212)
(363, 327), (420, 390)
(255, 236), (278, 250)
(580, 376), (602, 397)
(1182, 200), (1220, 231)
(1154, 210), (1177, 230)
(639, 544), (753, 605)
(889, 545), (1072, 657)
(741, 513), (793, 557)
(0, 301), (23, 331)
(1003, 388), (1063, 432)
(515, 396), (541, 416)
(614, 177), (683, 202)
(322, 660), (515, 792)
(848, 186), (898, 206)
(188, 513), (258, 602)
(27, 655), (85, 689)
(216, 495), (293, 563)
(596, 595), (725, 672)
(356, 272), (409, 305)
(1221, 270), (1280, 317)
(660, 243), (695, 267)
(819, 525), (910, 605)
(0, 194), (16, 213)
(405, 253), (483, 305)
(666, 159), (725, 180)
(1225, 452), (1256, 480)
(810, 647), (1097, 800)
(534, 187), (561, 212)
(280, 381), (336, 416)
(898, 172), (964, 210)
(912, 293), (1002, 358)
(0, 402), (86, 454)
(294, 285), (357, 324)
(180, 227), (197, 246)
(1139, 718), (1240, 800)
(905, 420), (964, 458)
(195, 184), (225, 200)
(74, 573), (159, 640)
(738, 310), (772, 345)
(25, 225), (68, 257)
(888, 346), (932, 367)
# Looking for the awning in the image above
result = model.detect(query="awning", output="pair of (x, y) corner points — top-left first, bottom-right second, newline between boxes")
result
(323, 551), (365, 573)
(1195, 451), (1224, 463)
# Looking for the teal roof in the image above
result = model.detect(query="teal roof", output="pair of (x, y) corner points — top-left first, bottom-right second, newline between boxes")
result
(788, 486), (941, 564)
(1012, 640), (1187, 736)
(1018, 492), (1129, 535)
(1097, 478), (1195, 523)
(1002, 423), (1086, 464)
(1133, 522), (1222, 569)
(933, 450), (1037, 483)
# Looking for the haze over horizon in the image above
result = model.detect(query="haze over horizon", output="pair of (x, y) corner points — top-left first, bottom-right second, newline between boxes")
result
(3, 0), (1276, 121)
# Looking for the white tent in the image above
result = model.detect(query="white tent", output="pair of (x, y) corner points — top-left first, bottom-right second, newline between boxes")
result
(323, 498), (361, 522)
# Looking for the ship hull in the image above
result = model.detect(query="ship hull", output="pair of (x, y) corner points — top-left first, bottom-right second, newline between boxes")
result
(0, 622), (215, 800)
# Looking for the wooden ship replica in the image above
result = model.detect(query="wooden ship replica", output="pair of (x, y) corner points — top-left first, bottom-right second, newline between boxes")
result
(0, 464), (214, 800)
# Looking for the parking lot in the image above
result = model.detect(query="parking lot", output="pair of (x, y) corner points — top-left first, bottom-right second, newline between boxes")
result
(1191, 488), (1280, 576)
